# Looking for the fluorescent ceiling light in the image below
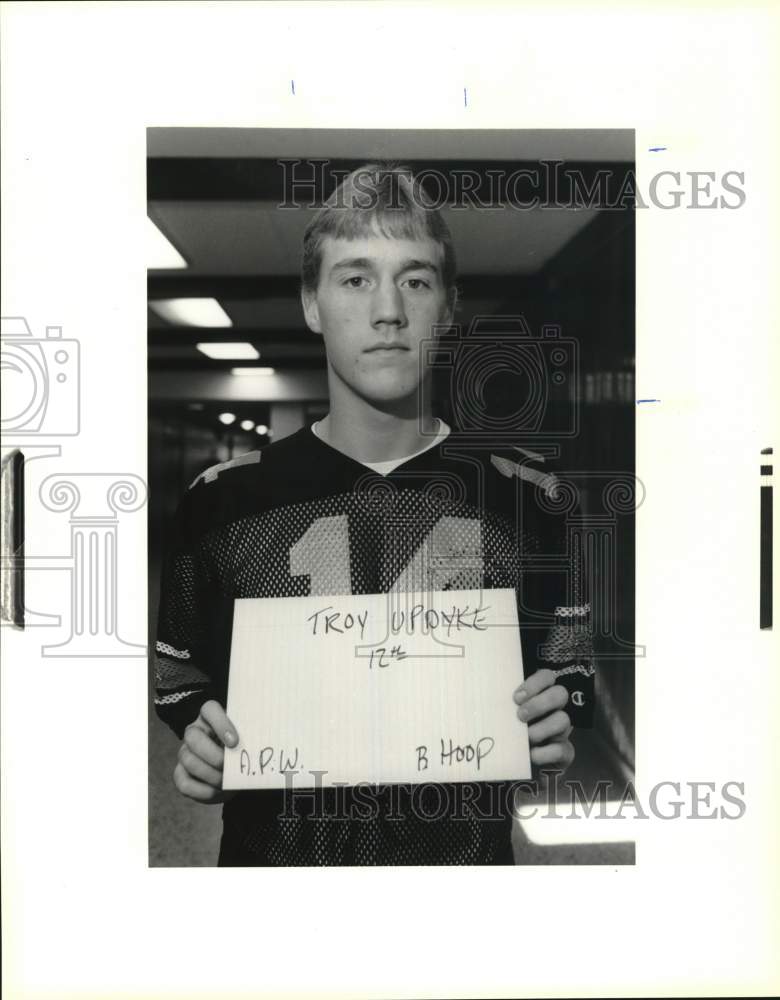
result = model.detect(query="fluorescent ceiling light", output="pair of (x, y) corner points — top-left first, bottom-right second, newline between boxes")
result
(150, 298), (232, 328)
(146, 217), (188, 269)
(255, 424), (269, 435)
(240, 419), (255, 431)
(218, 412), (236, 425)
(231, 367), (276, 376)
(196, 342), (259, 360)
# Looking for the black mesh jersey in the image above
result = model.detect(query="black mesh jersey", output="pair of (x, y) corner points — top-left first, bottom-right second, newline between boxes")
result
(154, 424), (595, 866)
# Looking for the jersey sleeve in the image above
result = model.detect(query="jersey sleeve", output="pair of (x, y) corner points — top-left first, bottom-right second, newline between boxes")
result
(521, 479), (596, 728)
(153, 482), (218, 739)
(488, 450), (596, 728)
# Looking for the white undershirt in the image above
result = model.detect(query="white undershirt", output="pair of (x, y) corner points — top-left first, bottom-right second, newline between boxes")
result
(311, 418), (451, 475)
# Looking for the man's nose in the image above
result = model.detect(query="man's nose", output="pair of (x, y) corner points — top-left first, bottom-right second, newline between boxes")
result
(370, 279), (407, 328)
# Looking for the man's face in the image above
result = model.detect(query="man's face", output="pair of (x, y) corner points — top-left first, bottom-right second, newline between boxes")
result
(302, 230), (453, 406)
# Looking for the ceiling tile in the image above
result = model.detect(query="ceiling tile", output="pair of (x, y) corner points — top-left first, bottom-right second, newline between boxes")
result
(149, 201), (598, 279)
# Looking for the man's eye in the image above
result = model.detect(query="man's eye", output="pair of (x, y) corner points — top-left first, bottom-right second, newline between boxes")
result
(343, 276), (367, 288)
(404, 278), (431, 290)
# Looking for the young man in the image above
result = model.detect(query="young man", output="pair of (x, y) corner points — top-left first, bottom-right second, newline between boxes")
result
(154, 163), (593, 866)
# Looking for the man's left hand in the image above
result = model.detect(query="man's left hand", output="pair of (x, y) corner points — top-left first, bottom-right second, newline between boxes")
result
(513, 668), (575, 772)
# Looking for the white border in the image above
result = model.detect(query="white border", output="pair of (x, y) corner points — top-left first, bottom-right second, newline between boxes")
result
(2, 2), (779, 998)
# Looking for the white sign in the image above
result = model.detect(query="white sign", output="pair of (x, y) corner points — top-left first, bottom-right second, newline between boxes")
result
(223, 587), (530, 790)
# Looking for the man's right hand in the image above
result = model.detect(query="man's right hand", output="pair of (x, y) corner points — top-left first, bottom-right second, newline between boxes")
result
(173, 700), (239, 804)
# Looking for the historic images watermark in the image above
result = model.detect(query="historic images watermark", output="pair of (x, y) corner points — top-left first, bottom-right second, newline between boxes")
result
(278, 159), (746, 211)
(0, 317), (80, 437)
(421, 314), (580, 445)
(339, 313), (642, 669)
(0, 315), (147, 653)
(271, 768), (747, 824)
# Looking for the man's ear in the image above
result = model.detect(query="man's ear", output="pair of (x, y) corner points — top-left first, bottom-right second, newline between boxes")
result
(301, 286), (322, 335)
(439, 286), (458, 329)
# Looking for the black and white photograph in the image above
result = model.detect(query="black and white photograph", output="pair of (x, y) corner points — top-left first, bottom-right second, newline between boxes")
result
(147, 129), (637, 868)
(2, 2), (778, 998)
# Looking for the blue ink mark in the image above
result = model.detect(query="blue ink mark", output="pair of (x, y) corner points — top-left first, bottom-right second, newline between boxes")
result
(637, 399), (661, 404)
(464, 87), (467, 107)
(648, 146), (667, 152)
(291, 79), (295, 95)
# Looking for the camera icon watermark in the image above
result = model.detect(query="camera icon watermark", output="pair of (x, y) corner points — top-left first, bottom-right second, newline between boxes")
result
(0, 316), (80, 436)
(420, 315), (579, 446)
(1, 315), (146, 653)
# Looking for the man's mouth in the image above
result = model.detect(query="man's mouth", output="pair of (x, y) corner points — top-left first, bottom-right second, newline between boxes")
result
(365, 344), (409, 353)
